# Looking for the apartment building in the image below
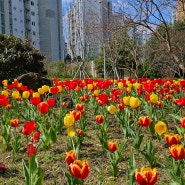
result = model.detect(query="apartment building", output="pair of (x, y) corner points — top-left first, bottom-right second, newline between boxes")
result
(0, 0), (64, 61)
(67, 0), (112, 60)
(38, 0), (64, 61)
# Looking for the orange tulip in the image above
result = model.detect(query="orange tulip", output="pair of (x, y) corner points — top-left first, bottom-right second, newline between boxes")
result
(165, 133), (181, 145)
(108, 141), (118, 153)
(139, 116), (151, 127)
(168, 144), (185, 160)
(135, 167), (158, 185)
(65, 150), (77, 165)
(95, 115), (104, 124)
(69, 159), (90, 179)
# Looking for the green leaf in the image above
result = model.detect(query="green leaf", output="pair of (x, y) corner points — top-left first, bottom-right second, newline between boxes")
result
(22, 159), (30, 185)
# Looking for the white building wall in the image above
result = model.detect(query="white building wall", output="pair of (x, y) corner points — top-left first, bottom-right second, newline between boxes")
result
(38, 0), (64, 61)
(29, 0), (40, 49)
(67, 0), (112, 60)
(11, 0), (25, 39)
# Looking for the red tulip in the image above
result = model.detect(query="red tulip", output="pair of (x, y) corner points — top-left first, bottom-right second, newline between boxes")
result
(10, 118), (20, 127)
(22, 121), (36, 135)
(62, 102), (67, 107)
(49, 86), (59, 95)
(95, 115), (104, 124)
(135, 167), (158, 185)
(118, 103), (124, 110)
(37, 102), (49, 114)
(0, 95), (9, 106)
(139, 116), (151, 127)
(69, 159), (90, 179)
(180, 117), (185, 128)
(65, 150), (77, 165)
(97, 93), (109, 105)
(46, 98), (56, 107)
(0, 164), (6, 174)
(71, 110), (81, 121)
(76, 129), (83, 136)
(168, 144), (185, 160)
(165, 133), (181, 145)
(108, 141), (118, 153)
(75, 104), (84, 111)
(29, 97), (41, 106)
(33, 131), (41, 143)
(27, 143), (36, 158)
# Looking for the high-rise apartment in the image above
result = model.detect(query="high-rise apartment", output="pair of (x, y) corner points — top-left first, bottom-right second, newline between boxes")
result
(38, 0), (64, 61)
(67, 0), (112, 60)
(0, 0), (10, 34)
(0, 0), (64, 61)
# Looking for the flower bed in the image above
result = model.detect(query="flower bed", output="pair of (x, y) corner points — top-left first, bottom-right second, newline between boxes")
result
(0, 77), (185, 184)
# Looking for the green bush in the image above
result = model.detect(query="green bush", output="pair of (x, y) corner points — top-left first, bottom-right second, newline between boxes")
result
(0, 34), (46, 82)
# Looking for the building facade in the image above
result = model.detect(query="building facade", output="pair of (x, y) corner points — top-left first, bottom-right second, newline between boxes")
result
(67, 0), (112, 60)
(0, 0), (64, 61)
(38, 0), (64, 61)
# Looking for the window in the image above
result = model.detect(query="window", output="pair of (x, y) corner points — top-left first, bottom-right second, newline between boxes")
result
(31, 11), (35, 16)
(32, 21), (35, 26)
(31, 1), (34, 6)
(14, 18), (17, 21)
(32, 31), (36, 35)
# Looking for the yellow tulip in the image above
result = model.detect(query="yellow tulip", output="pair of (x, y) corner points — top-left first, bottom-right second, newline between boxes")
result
(57, 85), (62, 92)
(87, 84), (93, 90)
(1, 90), (9, 97)
(93, 90), (99, 96)
(155, 121), (167, 136)
(107, 105), (117, 114)
(67, 127), (76, 137)
(133, 82), (141, 90)
(2, 80), (8, 86)
(64, 113), (75, 127)
(129, 97), (140, 108)
(150, 93), (158, 104)
(118, 82), (124, 89)
(123, 96), (130, 106)
(22, 91), (30, 99)
(12, 91), (20, 99)
(42, 85), (50, 93)
(38, 88), (45, 95)
(32, 92), (40, 97)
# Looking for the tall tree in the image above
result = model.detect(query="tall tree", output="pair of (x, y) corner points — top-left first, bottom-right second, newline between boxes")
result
(112, 0), (185, 75)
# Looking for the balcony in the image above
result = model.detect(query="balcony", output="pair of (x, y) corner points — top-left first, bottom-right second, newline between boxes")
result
(25, 23), (31, 30)
(25, 2), (30, 10)
(25, 13), (31, 21)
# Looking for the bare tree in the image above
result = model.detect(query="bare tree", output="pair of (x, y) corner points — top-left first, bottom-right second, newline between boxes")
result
(111, 0), (185, 75)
